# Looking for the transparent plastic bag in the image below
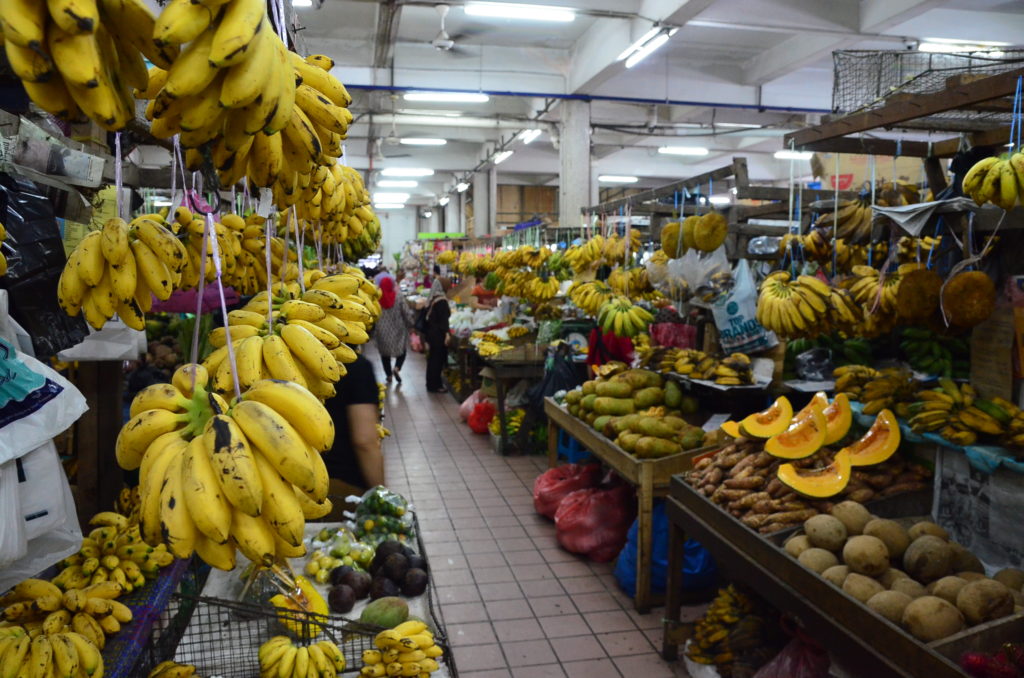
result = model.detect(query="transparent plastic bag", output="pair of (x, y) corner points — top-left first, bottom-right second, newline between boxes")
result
(794, 347), (833, 381)
(0, 458), (27, 567)
(752, 637), (830, 678)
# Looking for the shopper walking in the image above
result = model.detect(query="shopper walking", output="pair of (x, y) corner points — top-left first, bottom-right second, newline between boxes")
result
(424, 277), (452, 393)
(374, 276), (414, 384)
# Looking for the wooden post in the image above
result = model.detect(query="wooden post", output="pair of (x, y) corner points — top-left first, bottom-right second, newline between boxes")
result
(636, 461), (655, 613)
(74, 361), (123, 528)
(547, 418), (559, 468)
(662, 518), (688, 660)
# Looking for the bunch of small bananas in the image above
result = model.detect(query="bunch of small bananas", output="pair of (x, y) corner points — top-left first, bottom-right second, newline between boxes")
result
(597, 296), (654, 338)
(54, 512), (173, 592)
(607, 266), (661, 300)
(117, 364), (336, 571)
(686, 585), (753, 667)
(908, 378), (1017, 447)
(985, 397), (1024, 450)
(0, 222), (7, 276)
(476, 341), (509, 358)
(756, 271), (860, 339)
(562, 236), (605, 274)
(963, 153), (1024, 210)
(814, 198), (875, 244)
(833, 366), (917, 416)
(114, 486), (141, 519)
(1, 579), (130, 649)
(507, 325), (530, 339)
(673, 350), (754, 385)
(522, 275), (560, 303)
(839, 264), (921, 337)
(148, 661), (198, 678)
(0, 625), (104, 678)
(435, 251), (457, 265)
(1, 0), (172, 129)
(489, 408), (525, 437)
(203, 272), (377, 399)
(361, 620), (443, 677)
(453, 252), (495, 278)
(258, 635), (346, 678)
(568, 280), (614, 316)
(494, 246), (550, 270)
(600, 231), (643, 264)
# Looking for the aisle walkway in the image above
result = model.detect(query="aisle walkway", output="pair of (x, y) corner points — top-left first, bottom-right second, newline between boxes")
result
(371, 346), (690, 678)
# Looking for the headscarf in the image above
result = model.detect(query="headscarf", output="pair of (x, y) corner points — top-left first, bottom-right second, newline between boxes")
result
(379, 276), (397, 310)
(430, 277), (444, 298)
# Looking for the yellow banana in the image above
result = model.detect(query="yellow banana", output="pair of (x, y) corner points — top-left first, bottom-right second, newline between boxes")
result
(180, 435), (232, 544)
(241, 378), (334, 451)
(229, 399), (317, 494)
(204, 415), (264, 516)
(115, 407), (187, 471)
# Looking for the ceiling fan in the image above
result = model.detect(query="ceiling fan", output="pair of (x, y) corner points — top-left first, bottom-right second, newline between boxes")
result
(430, 4), (477, 57)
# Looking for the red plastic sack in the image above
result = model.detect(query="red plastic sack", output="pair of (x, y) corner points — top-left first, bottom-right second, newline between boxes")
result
(555, 483), (636, 562)
(650, 322), (697, 349)
(459, 389), (485, 421)
(467, 401), (496, 435)
(532, 464), (601, 519)
(752, 637), (830, 678)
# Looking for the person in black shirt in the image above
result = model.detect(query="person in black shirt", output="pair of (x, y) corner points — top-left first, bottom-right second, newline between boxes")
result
(424, 277), (451, 393)
(322, 353), (383, 498)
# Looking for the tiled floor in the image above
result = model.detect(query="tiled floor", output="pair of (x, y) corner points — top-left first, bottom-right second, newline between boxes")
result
(371, 346), (692, 677)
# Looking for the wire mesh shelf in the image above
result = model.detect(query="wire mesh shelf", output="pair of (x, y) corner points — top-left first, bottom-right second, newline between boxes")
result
(832, 49), (1024, 129)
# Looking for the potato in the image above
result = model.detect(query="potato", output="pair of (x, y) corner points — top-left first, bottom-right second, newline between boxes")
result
(867, 591), (913, 624)
(908, 521), (948, 541)
(902, 596), (965, 641)
(784, 535), (812, 558)
(891, 578), (927, 599)
(798, 548), (839, 573)
(830, 501), (872, 536)
(822, 565), (850, 587)
(804, 514), (847, 552)
(928, 576), (968, 605)
(993, 568), (1024, 592)
(842, 573), (885, 603)
(878, 568), (910, 588)
(956, 579), (1014, 625)
(903, 536), (953, 583)
(843, 535), (890, 577)
(863, 519), (911, 560)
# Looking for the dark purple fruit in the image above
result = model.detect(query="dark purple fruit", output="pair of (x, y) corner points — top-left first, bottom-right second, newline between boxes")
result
(371, 541), (405, 573)
(382, 553), (410, 583)
(407, 554), (427, 573)
(342, 569), (373, 600)
(401, 569), (428, 597)
(329, 565), (354, 587)
(369, 576), (400, 600)
(328, 585), (356, 614)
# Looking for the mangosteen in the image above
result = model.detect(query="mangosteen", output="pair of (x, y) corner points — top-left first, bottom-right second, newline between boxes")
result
(328, 585), (356, 614)
(402, 569), (428, 597)
(329, 565), (354, 587)
(407, 554), (428, 573)
(401, 544), (416, 559)
(370, 541), (405, 573)
(381, 553), (410, 583)
(369, 576), (400, 600)
(342, 569), (373, 600)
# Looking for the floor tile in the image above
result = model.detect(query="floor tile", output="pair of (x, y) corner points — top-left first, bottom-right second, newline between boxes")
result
(491, 617), (546, 641)
(501, 639), (557, 666)
(453, 643), (507, 671)
(449, 621), (497, 646)
(586, 610), (638, 634)
(512, 563), (555, 580)
(461, 538), (500, 554)
(461, 671), (512, 678)
(538, 613), (592, 639)
(598, 630), (655, 656)
(473, 565), (516, 584)
(561, 659), (623, 678)
(439, 602), (489, 624)
(517, 579), (565, 598)
(554, 634), (608, 661)
(478, 582), (523, 601)
(465, 552), (507, 568)
(529, 595), (577, 617)
(485, 598), (534, 620)
(510, 665), (565, 678)
(612, 653), (687, 677)
(504, 549), (546, 565)
(559, 576), (607, 594)
(572, 591), (623, 612)
(435, 585), (481, 605)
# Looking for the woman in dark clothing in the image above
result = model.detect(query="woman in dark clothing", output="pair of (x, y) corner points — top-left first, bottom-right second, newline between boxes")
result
(374, 276), (414, 383)
(322, 353), (383, 499)
(424, 277), (451, 393)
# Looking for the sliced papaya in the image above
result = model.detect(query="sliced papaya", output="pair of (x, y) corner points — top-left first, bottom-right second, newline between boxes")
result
(777, 449), (852, 498)
(793, 391), (828, 422)
(841, 408), (900, 466)
(738, 396), (793, 438)
(720, 420), (742, 438)
(822, 392), (853, 445)
(764, 402), (827, 459)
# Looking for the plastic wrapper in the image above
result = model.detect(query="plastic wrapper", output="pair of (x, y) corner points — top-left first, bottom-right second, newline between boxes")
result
(355, 485), (409, 518)
(459, 389), (486, 421)
(752, 637), (830, 678)
(533, 463), (602, 518)
(711, 260), (778, 355)
(646, 258), (669, 285)
(667, 247), (731, 294)
(794, 347), (833, 381)
(650, 322), (697, 349)
(468, 401), (496, 434)
(555, 483), (636, 562)
(748, 235), (782, 256)
(0, 173), (88, 357)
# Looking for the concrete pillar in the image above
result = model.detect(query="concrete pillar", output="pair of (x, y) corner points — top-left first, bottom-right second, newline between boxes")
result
(459, 190), (468, 235)
(488, 167), (497, 236)
(559, 99), (591, 229)
(473, 171), (490, 236)
(444, 198), (459, 235)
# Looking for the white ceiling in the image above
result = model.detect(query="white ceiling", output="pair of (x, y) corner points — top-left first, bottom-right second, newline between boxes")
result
(294, 0), (1024, 205)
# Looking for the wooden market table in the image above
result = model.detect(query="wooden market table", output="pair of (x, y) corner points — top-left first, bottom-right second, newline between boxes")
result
(660, 475), (975, 677)
(544, 397), (701, 612)
(483, 346), (547, 454)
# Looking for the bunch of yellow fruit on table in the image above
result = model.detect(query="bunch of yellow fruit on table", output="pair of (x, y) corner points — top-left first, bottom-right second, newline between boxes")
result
(360, 620), (443, 677)
(258, 635), (346, 678)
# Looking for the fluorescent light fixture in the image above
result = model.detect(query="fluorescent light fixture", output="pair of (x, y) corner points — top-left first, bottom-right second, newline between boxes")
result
(400, 138), (447, 146)
(381, 168), (434, 177)
(374, 203), (405, 209)
(598, 175), (638, 184)
(439, 196), (450, 206)
(464, 2), (574, 22)
(374, 192), (410, 202)
(292, 0), (312, 6)
(493, 150), (513, 165)
(397, 108), (463, 117)
(658, 146), (709, 156)
(518, 129), (542, 144)
(403, 91), (490, 103)
(377, 180), (418, 188)
(456, 182), (470, 192)
(617, 26), (662, 61)
(625, 32), (671, 68)
(423, 210), (433, 218)
(716, 122), (762, 129)
(151, 198), (173, 207)
(708, 195), (731, 205)
(774, 149), (813, 160)
(918, 37), (1009, 53)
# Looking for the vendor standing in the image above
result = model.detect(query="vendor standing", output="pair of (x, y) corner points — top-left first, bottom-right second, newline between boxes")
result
(322, 352), (383, 504)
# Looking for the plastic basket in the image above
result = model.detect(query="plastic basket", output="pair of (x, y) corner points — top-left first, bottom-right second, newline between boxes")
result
(558, 429), (592, 464)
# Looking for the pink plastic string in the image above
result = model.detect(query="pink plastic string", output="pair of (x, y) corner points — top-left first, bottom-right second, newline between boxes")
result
(170, 135), (178, 213)
(114, 133), (123, 220)
(207, 212), (242, 399)
(189, 211), (211, 394)
(294, 206), (306, 293)
(265, 210), (275, 330)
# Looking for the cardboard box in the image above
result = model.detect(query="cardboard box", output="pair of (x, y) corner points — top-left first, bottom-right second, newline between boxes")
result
(811, 152), (928, 191)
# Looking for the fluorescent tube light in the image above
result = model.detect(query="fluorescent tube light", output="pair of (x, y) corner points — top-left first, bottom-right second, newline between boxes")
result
(625, 32), (671, 68)
(374, 203), (405, 209)
(493, 150), (513, 165)
(774, 150), (813, 160)
(598, 175), (638, 184)
(377, 180), (418, 188)
(381, 168), (434, 177)
(397, 108), (463, 117)
(465, 2), (574, 22)
(617, 26), (662, 61)
(456, 182), (470, 192)
(292, 0), (312, 6)
(439, 196), (450, 206)
(708, 195), (731, 205)
(151, 198), (173, 207)
(919, 37), (1009, 53)
(658, 146), (709, 156)
(518, 129), (542, 144)
(403, 91), (490, 103)
(374, 192), (410, 202)
(400, 138), (447, 146)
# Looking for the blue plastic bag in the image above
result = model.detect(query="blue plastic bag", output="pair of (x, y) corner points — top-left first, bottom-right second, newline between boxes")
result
(614, 499), (717, 596)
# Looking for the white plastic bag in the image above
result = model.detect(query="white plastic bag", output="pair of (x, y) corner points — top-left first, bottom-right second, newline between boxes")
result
(57, 321), (144, 361)
(0, 458), (27, 567)
(711, 259), (778, 354)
